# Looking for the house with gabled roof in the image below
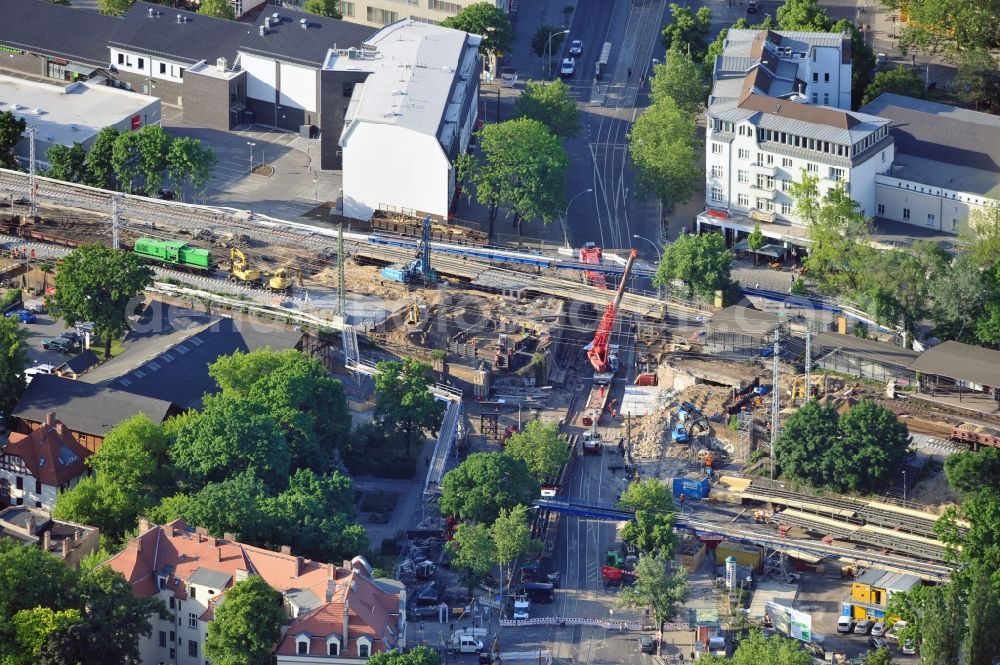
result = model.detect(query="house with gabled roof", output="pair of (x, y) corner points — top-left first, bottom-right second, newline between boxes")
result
(104, 518), (405, 665)
(0, 412), (91, 511)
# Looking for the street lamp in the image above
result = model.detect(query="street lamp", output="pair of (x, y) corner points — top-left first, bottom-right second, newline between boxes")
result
(545, 29), (570, 78)
(632, 234), (662, 261)
(902, 470), (907, 504)
(246, 141), (256, 173)
(562, 188), (593, 248)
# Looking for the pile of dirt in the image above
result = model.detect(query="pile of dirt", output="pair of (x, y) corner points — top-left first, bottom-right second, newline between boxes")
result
(676, 384), (733, 418)
(309, 263), (408, 300)
(910, 472), (960, 514)
(632, 404), (672, 459)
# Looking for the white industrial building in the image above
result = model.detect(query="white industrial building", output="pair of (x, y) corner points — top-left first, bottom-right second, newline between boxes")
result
(331, 20), (481, 221)
(0, 73), (160, 166)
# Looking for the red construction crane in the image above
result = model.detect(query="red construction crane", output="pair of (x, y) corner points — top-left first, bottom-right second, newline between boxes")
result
(579, 242), (607, 289)
(587, 248), (638, 373)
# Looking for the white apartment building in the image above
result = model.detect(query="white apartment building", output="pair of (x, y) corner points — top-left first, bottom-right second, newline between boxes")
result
(331, 19), (481, 221)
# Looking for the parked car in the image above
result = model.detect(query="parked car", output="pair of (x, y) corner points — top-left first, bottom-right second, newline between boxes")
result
(900, 639), (916, 655)
(854, 619), (874, 635)
(568, 39), (583, 55)
(24, 364), (56, 384)
(748, 0), (759, 12)
(872, 622), (886, 637)
(560, 57), (576, 76)
(836, 616), (855, 633)
(639, 636), (656, 654)
(157, 189), (176, 200)
(42, 336), (76, 354)
(61, 331), (82, 344)
(868, 636), (889, 651)
(6, 309), (35, 323)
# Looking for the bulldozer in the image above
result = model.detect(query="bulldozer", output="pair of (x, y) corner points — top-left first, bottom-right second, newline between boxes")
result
(268, 265), (302, 293)
(229, 249), (262, 287)
(788, 374), (830, 403)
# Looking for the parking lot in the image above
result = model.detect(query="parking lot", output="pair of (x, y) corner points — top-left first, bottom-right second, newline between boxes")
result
(9, 309), (93, 372)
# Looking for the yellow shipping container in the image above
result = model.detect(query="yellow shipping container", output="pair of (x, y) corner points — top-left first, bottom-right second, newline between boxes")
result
(714, 541), (764, 570)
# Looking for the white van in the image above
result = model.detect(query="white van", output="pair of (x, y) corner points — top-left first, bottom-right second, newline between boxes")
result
(837, 616), (855, 633)
(24, 364), (56, 384)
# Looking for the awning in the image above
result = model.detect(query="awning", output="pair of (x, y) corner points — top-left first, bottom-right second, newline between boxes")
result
(757, 243), (788, 259)
(66, 63), (98, 76)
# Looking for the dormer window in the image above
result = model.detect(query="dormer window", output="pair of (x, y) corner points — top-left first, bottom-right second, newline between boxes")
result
(358, 636), (372, 658)
(296, 636), (310, 655)
(326, 635), (341, 656)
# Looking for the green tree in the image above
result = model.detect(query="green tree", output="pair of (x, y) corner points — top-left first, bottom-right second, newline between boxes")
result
(776, 0), (831, 31)
(701, 630), (813, 665)
(503, 420), (569, 482)
(617, 479), (678, 557)
(45, 143), (87, 183)
(53, 476), (133, 539)
(616, 555), (688, 649)
(134, 124), (171, 196)
(649, 43), (707, 115)
(73, 566), (164, 665)
(98, 0), (133, 15)
(661, 3), (713, 60)
(463, 118), (568, 238)
(954, 49), (1000, 111)
(166, 137), (209, 201)
(373, 359), (445, 456)
(205, 575), (284, 665)
(963, 564), (1000, 665)
(147, 473), (273, 546)
(945, 448), (1000, 497)
(302, 0), (342, 18)
(919, 582), (964, 665)
(111, 130), (142, 193)
(85, 126), (119, 190)
(210, 349), (351, 474)
(0, 314), (28, 426)
(0, 111), (26, 170)
(50, 244), (154, 358)
(512, 79), (581, 139)
(747, 223), (765, 265)
(0, 541), (77, 643)
(531, 25), (566, 58)
(7, 607), (82, 665)
(829, 400), (911, 493)
(862, 66), (926, 106)
(441, 2), (513, 58)
(449, 522), (498, 583)
(439, 452), (539, 523)
(886, 585), (929, 644)
(833, 20), (877, 108)
(168, 394), (290, 491)
(774, 399), (840, 487)
(965, 205), (1000, 269)
(491, 505), (539, 593)
(864, 647), (893, 665)
(628, 96), (701, 212)
(929, 254), (992, 341)
(652, 231), (732, 299)
(367, 646), (442, 665)
(976, 302), (1000, 346)
(894, 0), (999, 54)
(198, 0), (236, 19)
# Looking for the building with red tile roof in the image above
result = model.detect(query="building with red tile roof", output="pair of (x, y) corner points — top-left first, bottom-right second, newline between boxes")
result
(104, 518), (406, 665)
(0, 412), (91, 511)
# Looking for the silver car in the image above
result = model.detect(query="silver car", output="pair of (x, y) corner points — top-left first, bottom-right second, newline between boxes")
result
(569, 39), (583, 55)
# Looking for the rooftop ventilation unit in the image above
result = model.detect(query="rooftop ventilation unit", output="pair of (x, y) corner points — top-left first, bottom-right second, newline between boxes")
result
(272, 12), (280, 21)
(300, 18), (308, 29)
(259, 25), (266, 36)
(264, 17), (271, 28)
(216, 57), (227, 72)
(148, 7), (154, 17)
(347, 48), (359, 59)
(176, 13), (182, 23)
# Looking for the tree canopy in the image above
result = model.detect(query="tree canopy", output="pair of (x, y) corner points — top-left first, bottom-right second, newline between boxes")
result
(0, 111), (26, 170)
(205, 575), (284, 665)
(775, 399), (911, 492)
(953, 49), (1000, 112)
(0, 314), (28, 425)
(374, 359), (444, 456)
(628, 96), (701, 211)
(652, 231), (732, 299)
(616, 554), (688, 642)
(861, 66), (926, 106)
(503, 420), (570, 482)
(439, 452), (539, 523)
(198, 0), (236, 19)
(649, 43), (708, 115)
(512, 79), (581, 139)
(441, 2), (513, 56)
(45, 143), (88, 183)
(491, 505), (539, 590)
(660, 3), (713, 60)
(617, 480), (678, 557)
(85, 127), (119, 190)
(50, 244), (154, 358)
(302, 0), (342, 19)
(367, 646), (442, 665)
(460, 118), (568, 238)
(891, 0), (1000, 54)
(776, 0), (831, 32)
(701, 630), (813, 665)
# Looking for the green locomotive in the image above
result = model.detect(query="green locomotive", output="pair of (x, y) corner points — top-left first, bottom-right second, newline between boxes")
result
(133, 238), (214, 271)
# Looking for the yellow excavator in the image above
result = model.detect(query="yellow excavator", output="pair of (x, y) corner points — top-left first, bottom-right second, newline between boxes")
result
(229, 249), (262, 287)
(268, 266), (302, 293)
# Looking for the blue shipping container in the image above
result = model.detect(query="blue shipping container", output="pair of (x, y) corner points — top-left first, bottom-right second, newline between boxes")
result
(672, 477), (710, 499)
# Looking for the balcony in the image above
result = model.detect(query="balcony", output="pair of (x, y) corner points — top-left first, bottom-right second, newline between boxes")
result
(749, 185), (777, 200)
(749, 162), (777, 176)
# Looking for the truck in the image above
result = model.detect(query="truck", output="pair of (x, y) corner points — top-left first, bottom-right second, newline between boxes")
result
(582, 430), (602, 455)
(449, 628), (487, 654)
(513, 595), (531, 619)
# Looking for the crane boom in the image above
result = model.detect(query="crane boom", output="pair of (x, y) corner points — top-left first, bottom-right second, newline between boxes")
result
(587, 248), (638, 373)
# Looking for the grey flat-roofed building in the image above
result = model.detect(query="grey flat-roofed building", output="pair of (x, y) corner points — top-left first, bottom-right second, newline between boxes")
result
(908, 341), (1000, 389)
(239, 8), (376, 68)
(704, 305), (780, 359)
(813, 332), (919, 383)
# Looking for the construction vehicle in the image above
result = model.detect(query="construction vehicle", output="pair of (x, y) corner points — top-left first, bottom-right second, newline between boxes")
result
(601, 565), (636, 586)
(580, 242), (607, 289)
(380, 215), (437, 284)
(228, 249), (262, 287)
(788, 374), (829, 402)
(587, 249), (638, 374)
(449, 628), (487, 654)
(268, 265), (302, 292)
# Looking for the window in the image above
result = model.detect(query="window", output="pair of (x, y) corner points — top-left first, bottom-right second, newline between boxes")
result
(711, 142), (723, 155)
(367, 7), (398, 22)
(15, 477), (22, 490)
(824, 72), (830, 82)
(738, 148), (750, 160)
(329, 642), (341, 656)
(828, 167), (844, 181)
(298, 641), (309, 655)
(137, 57), (144, 70)
(169, 631), (175, 643)
(811, 93), (818, 104)
(341, 2), (355, 16)
(781, 178), (790, 192)
(187, 641), (198, 657)
(169, 598), (175, 610)
(188, 613), (197, 629)
(806, 163), (818, 174)
(178, 68), (184, 79)
(343, 82), (355, 98)
(927, 213), (936, 227)
(782, 158), (792, 168)
(755, 174), (774, 189)
(903, 208), (910, 220)
(428, 0), (462, 10)
(781, 202), (792, 215)
(169, 649), (175, 659)
(877, 204), (885, 215)
(159, 632), (167, 648)
(159, 62), (166, 75)
(117, 53), (124, 65)
(35, 479), (41, 494)
(710, 165), (723, 179)
(190, 588), (197, 599)
(737, 193), (749, 207)
(34, 501), (41, 508)
(737, 170), (748, 183)
(823, 93), (829, 105)
(710, 187), (723, 202)
(359, 643), (370, 658)
(812, 72), (818, 82)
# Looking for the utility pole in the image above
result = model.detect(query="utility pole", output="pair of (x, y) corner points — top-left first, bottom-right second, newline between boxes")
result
(111, 194), (122, 250)
(337, 223), (346, 319)
(27, 126), (37, 220)
(804, 330), (811, 403)
(770, 330), (780, 480)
